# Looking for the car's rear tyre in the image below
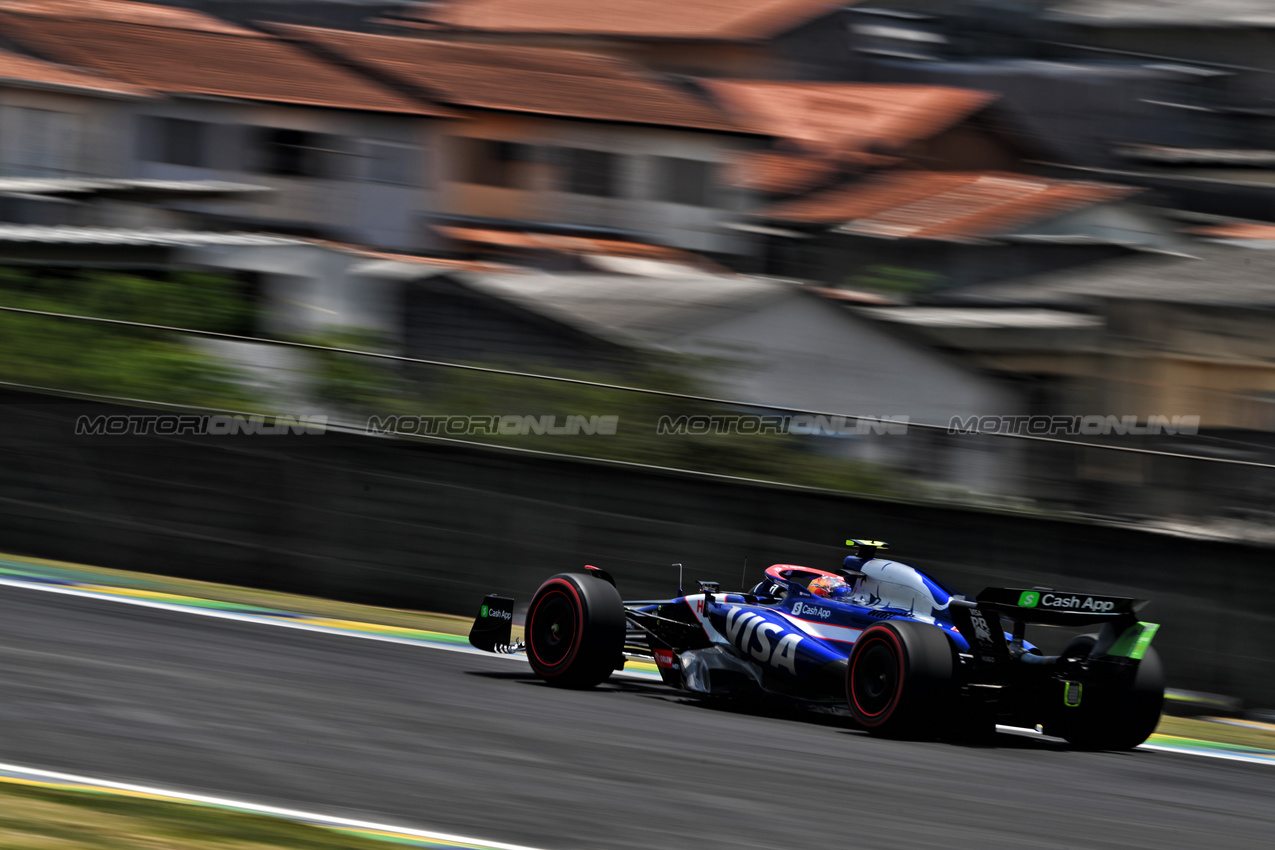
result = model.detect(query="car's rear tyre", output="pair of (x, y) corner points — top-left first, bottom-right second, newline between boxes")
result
(525, 572), (624, 689)
(1045, 634), (1165, 751)
(846, 621), (956, 738)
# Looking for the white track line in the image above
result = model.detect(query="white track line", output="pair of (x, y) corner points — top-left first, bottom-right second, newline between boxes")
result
(0, 574), (664, 680)
(1139, 742), (1275, 765)
(0, 575), (520, 659)
(996, 723), (1274, 765)
(0, 760), (548, 850)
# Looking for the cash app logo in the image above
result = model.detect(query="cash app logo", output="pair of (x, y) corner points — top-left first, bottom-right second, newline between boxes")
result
(1018, 591), (1040, 608)
(481, 604), (489, 617)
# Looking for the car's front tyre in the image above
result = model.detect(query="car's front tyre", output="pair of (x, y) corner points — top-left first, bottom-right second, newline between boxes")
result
(525, 572), (624, 688)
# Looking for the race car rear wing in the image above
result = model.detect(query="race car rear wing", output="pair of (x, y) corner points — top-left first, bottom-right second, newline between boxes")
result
(950, 588), (1158, 673)
(975, 587), (1147, 627)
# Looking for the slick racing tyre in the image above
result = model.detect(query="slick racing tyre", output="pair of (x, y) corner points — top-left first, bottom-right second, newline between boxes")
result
(525, 572), (624, 689)
(846, 621), (957, 738)
(1045, 634), (1165, 751)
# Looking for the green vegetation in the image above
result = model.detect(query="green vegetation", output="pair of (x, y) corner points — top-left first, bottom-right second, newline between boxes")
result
(1154, 715), (1275, 752)
(305, 332), (903, 496)
(0, 267), (259, 409)
(849, 264), (943, 295)
(0, 781), (405, 850)
(0, 261), (903, 496)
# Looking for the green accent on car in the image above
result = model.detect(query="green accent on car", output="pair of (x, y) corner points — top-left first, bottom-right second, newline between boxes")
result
(480, 604), (489, 618)
(1017, 591), (1040, 608)
(1108, 621), (1160, 660)
(1063, 681), (1083, 707)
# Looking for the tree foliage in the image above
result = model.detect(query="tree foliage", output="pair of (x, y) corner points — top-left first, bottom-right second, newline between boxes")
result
(0, 267), (259, 409)
(303, 330), (901, 497)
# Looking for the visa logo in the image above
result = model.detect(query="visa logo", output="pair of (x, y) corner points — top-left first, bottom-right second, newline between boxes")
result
(723, 607), (802, 675)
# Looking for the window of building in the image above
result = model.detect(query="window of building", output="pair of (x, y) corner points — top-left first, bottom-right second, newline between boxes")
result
(463, 139), (534, 188)
(138, 116), (207, 167)
(560, 147), (620, 197)
(364, 140), (421, 186)
(654, 157), (715, 206)
(254, 128), (345, 178)
(6, 106), (80, 177)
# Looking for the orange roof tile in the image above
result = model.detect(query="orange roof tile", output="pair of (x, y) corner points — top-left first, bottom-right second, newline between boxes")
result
(435, 225), (726, 269)
(409, 0), (847, 40)
(725, 149), (899, 194)
(0, 44), (149, 97)
(701, 80), (996, 157)
(0, 0), (254, 34)
(0, 10), (450, 115)
(274, 25), (744, 132)
(762, 171), (1139, 241)
(804, 286), (900, 305)
(308, 239), (506, 271)
(1193, 223), (1275, 240)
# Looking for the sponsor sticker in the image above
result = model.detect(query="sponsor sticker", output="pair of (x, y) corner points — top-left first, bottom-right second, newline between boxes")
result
(481, 604), (489, 617)
(1038, 593), (1116, 613)
(724, 607), (801, 675)
(653, 648), (678, 669)
(790, 601), (833, 620)
(1017, 591), (1040, 608)
(970, 610), (993, 642)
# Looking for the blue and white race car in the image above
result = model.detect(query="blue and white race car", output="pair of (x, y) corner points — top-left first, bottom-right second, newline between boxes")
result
(469, 541), (1164, 750)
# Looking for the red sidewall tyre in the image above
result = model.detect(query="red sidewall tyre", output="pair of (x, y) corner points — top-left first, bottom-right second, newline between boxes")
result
(846, 621), (956, 738)
(848, 628), (906, 727)
(525, 572), (624, 689)
(526, 580), (585, 676)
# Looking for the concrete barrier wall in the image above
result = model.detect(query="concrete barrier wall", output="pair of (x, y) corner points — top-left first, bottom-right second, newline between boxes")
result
(2, 390), (1272, 706)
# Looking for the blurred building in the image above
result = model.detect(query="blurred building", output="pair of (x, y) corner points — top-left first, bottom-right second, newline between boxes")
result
(5, 0), (1267, 523)
(395, 267), (1026, 497)
(0, 1), (449, 248)
(269, 25), (770, 262)
(680, 79), (1165, 286)
(868, 224), (1275, 516)
(698, 82), (1016, 196)
(388, 0), (861, 79)
(842, 2), (1275, 222)
(758, 170), (1174, 288)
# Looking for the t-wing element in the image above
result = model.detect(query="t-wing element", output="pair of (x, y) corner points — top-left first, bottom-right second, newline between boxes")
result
(469, 594), (517, 652)
(846, 539), (888, 560)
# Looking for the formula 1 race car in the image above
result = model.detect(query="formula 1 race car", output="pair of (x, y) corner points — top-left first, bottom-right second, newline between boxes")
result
(468, 541), (1165, 750)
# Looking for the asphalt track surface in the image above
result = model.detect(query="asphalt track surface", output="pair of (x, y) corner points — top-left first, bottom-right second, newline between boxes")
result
(2, 586), (1272, 850)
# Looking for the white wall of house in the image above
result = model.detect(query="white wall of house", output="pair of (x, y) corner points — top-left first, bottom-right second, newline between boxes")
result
(0, 87), (138, 179)
(125, 98), (440, 250)
(437, 115), (762, 258)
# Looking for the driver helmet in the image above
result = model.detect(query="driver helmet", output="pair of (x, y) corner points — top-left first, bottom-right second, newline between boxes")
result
(808, 574), (853, 601)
